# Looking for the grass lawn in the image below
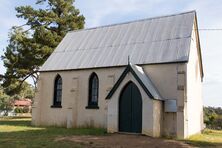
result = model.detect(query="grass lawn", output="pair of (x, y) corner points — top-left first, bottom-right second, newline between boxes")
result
(0, 117), (106, 148)
(184, 129), (222, 147)
(1, 117), (222, 147)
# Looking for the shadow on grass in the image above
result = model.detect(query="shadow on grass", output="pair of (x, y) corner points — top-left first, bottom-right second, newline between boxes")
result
(0, 119), (106, 148)
(0, 120), (32, 126)
(182, 129), (222, 147)
(2, 119), (222, 148)
(183, 140), (222, 147)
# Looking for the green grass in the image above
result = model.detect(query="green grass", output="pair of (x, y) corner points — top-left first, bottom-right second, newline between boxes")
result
(0, 117), (106, 148)
(1, 117), (222, 148)
(184, 129), (222, 147)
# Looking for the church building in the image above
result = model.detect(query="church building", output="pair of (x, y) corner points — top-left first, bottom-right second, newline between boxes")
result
(32, 11), (204, 138)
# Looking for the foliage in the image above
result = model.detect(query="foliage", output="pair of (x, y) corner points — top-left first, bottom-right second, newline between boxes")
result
(1, 80), (34, 99)
(1, 0), (85, 96)
(185, 129), (222, 147)
(17, 82), (35, 100)
(14, 106), (30, 113)
(204, 106), (222, 130)
(23, 106), (30, 113)
(14, 107), (23, 113)
(0, 117), (106, 148)
(0, 82), (33, 116)
(0, 86), (13, 116)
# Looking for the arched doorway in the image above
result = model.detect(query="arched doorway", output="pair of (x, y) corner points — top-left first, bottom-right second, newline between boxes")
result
(119, 81), (142, 133)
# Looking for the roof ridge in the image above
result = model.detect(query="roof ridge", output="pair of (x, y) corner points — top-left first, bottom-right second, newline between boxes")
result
(68, 10), (196, 34)
(41, 10), (196, 72)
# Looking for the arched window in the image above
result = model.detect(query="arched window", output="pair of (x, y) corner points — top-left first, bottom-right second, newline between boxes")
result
(87, 73), (99, 108)
(52, 75), (62, 107)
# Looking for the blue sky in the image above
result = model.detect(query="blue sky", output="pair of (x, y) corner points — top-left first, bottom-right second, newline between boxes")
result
(0, 0), (222, 107)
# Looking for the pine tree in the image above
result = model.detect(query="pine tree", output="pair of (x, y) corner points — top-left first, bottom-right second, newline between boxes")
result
(1, 0), (85, 95)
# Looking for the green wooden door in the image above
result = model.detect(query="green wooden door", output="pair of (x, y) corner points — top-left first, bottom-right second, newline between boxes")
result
(119, 82), (142, 133)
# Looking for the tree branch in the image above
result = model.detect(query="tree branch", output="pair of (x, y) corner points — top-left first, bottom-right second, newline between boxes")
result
(19, 70), (39, 89)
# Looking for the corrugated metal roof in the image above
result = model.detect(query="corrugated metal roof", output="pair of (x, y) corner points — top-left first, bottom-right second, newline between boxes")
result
(105, 63), (163, 100)
(131, 64), (163, 100)
(40, 11), (196, 71)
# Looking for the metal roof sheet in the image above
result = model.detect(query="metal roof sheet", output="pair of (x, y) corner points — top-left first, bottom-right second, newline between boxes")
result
(40, 11), (195, 71)
(105, 64), (163, 100)
(131, 64), (163, 100)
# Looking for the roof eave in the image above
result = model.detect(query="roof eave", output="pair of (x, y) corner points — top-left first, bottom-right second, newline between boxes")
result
(39, 60), (188, 73)
(194, 11), (204, 80)
(105, 64), (163, 101)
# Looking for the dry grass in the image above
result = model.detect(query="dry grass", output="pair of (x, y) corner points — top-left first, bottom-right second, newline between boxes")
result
(184, 129), (222, 147)
(1, 117), (222, 147)
(0, 117), (105, 148)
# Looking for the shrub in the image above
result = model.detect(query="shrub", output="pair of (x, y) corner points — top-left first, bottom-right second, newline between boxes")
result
(14, 107), (23, 113)
(23, 106), (29, 113)
(211, 115), (222, 130)
(204, 106), (222, 130)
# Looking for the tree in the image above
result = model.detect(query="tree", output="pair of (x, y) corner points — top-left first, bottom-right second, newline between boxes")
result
(204, 106), (222, 129)
(0, 86), (13, 116)
(12, 82), (35, 101)
(20, 82), (35, 100)
(1, 0), (85, 95)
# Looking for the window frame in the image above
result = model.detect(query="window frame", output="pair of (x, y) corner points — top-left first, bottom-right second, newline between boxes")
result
(51, 74), (62, 108)
(86, 72), (99, 109)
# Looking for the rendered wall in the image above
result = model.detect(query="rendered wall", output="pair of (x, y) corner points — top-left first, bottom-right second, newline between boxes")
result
(186, 23), (203, 136)
(107, 72), (163, 137)
(143, 64), (179, 137)
(32, 68), (123, 128)
(32, 63), (186, 137)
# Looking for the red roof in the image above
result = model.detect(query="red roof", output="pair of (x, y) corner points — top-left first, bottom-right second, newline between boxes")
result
(14, 99), (32, 106)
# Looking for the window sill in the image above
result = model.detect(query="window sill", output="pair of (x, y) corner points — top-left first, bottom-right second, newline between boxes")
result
(85, 105), (99, 109)
(51, 105), (62, 108)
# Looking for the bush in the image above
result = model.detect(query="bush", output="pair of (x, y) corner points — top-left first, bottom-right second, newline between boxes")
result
(14, 107), (23, 113)
(23, 106), (29, 113)
(14, 107), (30, 113)
(204, 106), (222, 130)
(211, 116), (222, 130)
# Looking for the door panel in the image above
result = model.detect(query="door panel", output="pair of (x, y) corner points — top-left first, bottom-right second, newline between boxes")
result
(131, 83), (142, 133)
(119, 82), (142, 133)
(119, 83), (132, 132)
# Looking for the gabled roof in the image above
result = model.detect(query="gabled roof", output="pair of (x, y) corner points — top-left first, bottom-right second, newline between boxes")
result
(14, 99), (32, 106)
(106, 64), (163, 100)
(40, 11), (197, 72)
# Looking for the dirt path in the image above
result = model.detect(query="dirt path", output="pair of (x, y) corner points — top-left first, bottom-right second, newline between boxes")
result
(55, 134), (192, 148)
